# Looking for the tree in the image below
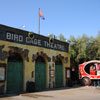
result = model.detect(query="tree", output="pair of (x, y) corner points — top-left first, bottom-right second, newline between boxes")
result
(76, 34), (89, 63)
(48, 33), (57, 39)
(68, 33), (100, 83)
(59, 33), (66, 42)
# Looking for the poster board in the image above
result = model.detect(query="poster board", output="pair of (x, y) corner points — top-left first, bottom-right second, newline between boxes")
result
(66, 68), (71, 78)
(66, 69), (70, 78)
(0, 67), (5, 81)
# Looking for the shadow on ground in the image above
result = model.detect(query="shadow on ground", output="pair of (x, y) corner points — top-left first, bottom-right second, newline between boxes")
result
(0, 84), (84, 98)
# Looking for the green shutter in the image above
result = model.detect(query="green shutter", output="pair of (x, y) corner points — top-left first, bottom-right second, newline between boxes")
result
(55, 65), (63, 88)
(35, 64), (46, 91)
(7, 62), (23, 93)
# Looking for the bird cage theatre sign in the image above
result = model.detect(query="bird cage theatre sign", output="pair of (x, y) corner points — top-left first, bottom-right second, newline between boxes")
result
(0, 30), (68, 52)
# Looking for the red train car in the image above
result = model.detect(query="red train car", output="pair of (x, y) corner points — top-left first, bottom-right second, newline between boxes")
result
(79, 60), (100, 85)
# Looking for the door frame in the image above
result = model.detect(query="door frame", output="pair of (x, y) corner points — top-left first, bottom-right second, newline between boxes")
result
(35, 56), (47, 91)
(6, 53), (24, 93)
(55, 58), (63, 88)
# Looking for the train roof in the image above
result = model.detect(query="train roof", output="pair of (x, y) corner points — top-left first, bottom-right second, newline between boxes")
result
(79, 60), (100, 66)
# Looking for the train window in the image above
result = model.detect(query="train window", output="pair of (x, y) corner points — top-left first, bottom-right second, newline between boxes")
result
(84, 64), (90, 74)
(84, 63), (97, 75)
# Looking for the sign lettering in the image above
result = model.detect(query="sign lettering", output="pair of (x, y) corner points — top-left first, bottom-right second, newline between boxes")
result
(0, 30), (68, 52)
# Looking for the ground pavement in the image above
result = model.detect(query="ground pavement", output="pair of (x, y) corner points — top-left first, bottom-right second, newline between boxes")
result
(1, 86), (100, 100)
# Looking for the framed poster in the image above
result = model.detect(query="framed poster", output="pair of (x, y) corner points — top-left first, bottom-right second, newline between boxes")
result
(66, 69), (70, 78)
(66, 68), (71, 78)
(0, 67), (5, 81)
(0, 63), (6, 82)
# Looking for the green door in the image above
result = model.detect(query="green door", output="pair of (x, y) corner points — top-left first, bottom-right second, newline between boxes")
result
(35, 64), (46, 91)
(7, 62), (23, 93)
(55, 64), (63, 88)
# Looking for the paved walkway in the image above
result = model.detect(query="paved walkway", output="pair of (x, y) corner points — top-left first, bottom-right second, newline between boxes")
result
(1, 86), (100, 100)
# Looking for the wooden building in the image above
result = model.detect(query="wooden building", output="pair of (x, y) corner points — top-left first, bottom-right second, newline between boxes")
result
(0, 24), (70, 94)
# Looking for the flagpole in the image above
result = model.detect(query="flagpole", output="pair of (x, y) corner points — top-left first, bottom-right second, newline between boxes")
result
(38, 8), (40, 34)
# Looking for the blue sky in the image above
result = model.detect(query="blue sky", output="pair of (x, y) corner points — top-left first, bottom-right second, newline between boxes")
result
(0, 0), (100, 39)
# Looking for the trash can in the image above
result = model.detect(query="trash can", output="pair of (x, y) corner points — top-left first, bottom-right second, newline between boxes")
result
(26, 81), (35, 92)
(67, 79), (73, 87)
